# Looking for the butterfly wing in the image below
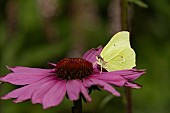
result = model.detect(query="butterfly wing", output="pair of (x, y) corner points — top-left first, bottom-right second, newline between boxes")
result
(100, 31), (136, 71)
(103, 48), (135, 71)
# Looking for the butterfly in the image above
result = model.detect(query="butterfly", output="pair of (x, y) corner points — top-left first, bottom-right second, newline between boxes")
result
(96, 31), (136, 72)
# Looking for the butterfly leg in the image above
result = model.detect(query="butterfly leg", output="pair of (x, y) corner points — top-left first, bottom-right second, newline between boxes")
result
(93, 61), (97, 67)
(100, 66), (102, 74)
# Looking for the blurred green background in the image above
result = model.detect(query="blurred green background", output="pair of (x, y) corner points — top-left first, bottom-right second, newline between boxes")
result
(0, 0), (170, 113)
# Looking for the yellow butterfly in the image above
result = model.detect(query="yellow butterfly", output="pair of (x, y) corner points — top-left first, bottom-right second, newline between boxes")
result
(96, 31), (136, 72)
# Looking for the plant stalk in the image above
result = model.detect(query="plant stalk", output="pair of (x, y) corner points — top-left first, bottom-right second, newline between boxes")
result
(72, 98), (82, 113)
(121, 0), (132, 113)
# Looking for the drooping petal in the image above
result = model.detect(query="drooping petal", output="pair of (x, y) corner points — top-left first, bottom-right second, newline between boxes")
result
(108, 69), (138, 75)
(121, 69), (145, 81)
(66, 80), (91, 102)
(92, 72), (127, 87)
(1, 76), (56, 103)
(7, 66), (54, 73)
(66, 80), (81, 101)
(83, 78), (120, 96)
(94, 69), (144, 88)
(80, 85), (91, 102)
(124, 81), (142, 89)
(82, 46), (103, 63)
(32, 80), (59, 104)
(0, 72), (54, 85)
(42, 80), (66, 109)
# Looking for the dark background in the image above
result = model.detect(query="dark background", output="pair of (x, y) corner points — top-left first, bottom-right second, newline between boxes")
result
(0, 0), (170, 113)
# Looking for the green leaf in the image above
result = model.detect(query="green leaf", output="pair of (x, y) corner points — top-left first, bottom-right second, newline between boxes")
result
(98, 95), (115, 112)
(128, 0), (148, 8)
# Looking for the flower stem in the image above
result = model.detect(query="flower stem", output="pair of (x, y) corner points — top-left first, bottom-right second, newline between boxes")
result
(125, 88), (132, 113)
(121, 0), (132, 113)
(72, 98), (82, 113)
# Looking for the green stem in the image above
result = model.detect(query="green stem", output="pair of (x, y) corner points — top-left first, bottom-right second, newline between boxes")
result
(72, 98), (82, 113)
(121, 0), (132, 113)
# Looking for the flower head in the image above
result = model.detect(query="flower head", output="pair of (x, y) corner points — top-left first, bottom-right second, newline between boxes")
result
(0, 48), (144, 109)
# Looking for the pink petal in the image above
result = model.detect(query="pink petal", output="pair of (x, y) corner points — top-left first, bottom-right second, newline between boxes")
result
(48, 62), (57, 67)
(1, 76), (56, 103)
(83, 78), (99, 88)
(93, 72), (127, 87)
(82, 46), (103, 63)
(42, 80), (66, 109)
(7, 66), (54, 73)
(0, 72), (54, 85)
(66, 80), (81, 101)
(83, 78), (120, 96)
(66, 80), (91, 102)
(32, 80), (59, 104)
(124, 82), (142, 89)
(121, 69), (145, 81)
(80, 85), (91, 102)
